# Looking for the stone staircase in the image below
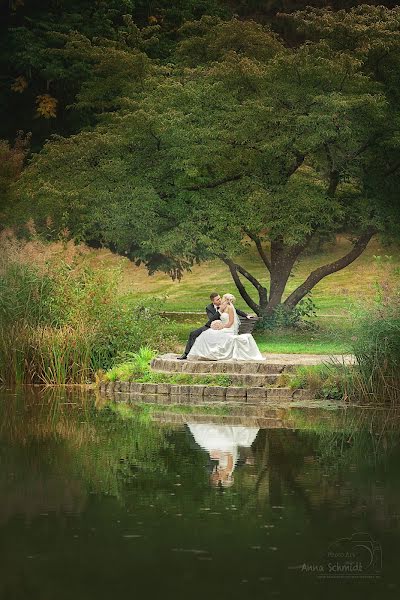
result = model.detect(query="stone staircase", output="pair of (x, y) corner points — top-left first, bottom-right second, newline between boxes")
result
(151, 354), (295, 374)
(151, 354), (312, 402)
(98, 353), (336, 404)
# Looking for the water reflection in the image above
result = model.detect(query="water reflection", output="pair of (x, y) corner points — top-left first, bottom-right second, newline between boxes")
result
(1, 387), (400, 598)
(187, 424), (259, 488)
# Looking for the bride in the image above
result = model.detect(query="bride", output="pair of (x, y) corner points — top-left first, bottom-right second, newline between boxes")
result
(187, 293), (265, 361)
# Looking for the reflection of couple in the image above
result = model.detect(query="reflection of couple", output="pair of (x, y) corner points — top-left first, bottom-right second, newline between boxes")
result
(188, 423), (259, 488)
(179, 292), (264, 361)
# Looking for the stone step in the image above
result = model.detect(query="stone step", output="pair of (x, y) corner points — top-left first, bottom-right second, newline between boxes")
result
(150, 412), (287, 428)
(151, 354), (295, 375)
(150, 370), (283, 386)
(100, 380), (314, 403)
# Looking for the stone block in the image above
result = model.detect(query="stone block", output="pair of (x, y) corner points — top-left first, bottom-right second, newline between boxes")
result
(220, 362), (236, 373)
(267, 387), (292, 399)
(169, 394), (184, 404)
(204, 386), (227, 399)
(157, 383), (171, 395)
(226, 387), (247, 401)
(246, 387), (268, 403)
(189, 385), (205, 397)
(120, 381), (130, 393)
(175, 385), (190, 398)
(130, 382), (143, 394)
(118, 392), (130, 403)
(292, 389), (314, 400)
(114, 381), (122, 392)
(244, 363), (259, 374)
(169, 394), (192, 405)
(142, 383), (158, 395)
(137, 394), (157, 403)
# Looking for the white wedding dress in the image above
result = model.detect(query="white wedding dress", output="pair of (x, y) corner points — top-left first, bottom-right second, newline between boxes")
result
(187, 307), (265, 361)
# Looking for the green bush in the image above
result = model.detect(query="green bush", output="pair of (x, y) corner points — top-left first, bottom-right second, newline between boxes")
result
(290, 364), (348, 401)
(0, 246), (177, 384)
(255, 294), (317, 332)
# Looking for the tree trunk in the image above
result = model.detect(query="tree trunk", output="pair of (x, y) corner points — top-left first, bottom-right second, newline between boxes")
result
(262, 239), (298, 316)
(220, 230), (376, 317)
(284, 229), (377, 310)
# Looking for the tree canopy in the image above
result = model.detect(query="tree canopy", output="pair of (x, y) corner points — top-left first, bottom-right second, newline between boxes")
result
(6, 4), (400, 315)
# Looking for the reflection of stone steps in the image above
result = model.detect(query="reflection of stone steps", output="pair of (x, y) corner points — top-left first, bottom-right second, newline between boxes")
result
(151, 412), (287, 429)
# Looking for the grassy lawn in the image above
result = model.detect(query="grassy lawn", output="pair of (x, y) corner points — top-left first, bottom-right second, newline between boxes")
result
(164, 317), (353, 355)
(92, 235), (398, 316)
(87, 235), (397, 355)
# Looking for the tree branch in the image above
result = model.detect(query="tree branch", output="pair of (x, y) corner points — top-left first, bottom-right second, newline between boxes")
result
(344, 134), (382, 163)
(285, 232), (315, 261)
(384, 160), (400, 177)
(284, 228), (377, 309)
(286, 151), (305, 178)
(244, 230), (271, 272)
(219, 255), (266, 313)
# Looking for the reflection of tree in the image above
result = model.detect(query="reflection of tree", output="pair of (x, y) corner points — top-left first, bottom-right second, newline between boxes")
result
(259, 410), (400, 530)
(236, 409), (400, 532)
(0, 387), (176, 521)
(2, 387), (400, 533)
(250, 429), (318, 516)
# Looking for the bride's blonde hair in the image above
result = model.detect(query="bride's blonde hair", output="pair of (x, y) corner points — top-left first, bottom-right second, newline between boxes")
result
(222, 293), (236, 304)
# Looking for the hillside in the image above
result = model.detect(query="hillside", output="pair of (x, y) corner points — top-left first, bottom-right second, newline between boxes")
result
(92, 235), (399, 318)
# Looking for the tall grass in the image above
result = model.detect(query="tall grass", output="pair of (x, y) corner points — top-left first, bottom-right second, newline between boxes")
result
(0, 236), (177, 385)
(349, 281), (400, 404)
(289, 280), (400, 404)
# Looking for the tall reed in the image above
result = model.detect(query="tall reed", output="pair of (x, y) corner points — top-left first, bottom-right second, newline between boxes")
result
(0, 236), (176, 385)
(343, 278), (400, 404)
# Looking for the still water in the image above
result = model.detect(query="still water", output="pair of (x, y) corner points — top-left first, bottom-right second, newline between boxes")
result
(1, 387), (400, 600)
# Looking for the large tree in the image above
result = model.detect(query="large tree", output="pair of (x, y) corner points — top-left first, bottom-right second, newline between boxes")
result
(13, 7), (400, 316)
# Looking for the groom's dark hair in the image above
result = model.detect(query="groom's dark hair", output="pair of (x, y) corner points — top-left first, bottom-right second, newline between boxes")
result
(210, 292), (219, 301)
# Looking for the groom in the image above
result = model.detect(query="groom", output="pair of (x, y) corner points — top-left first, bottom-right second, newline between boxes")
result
(178, 292), (252, 360)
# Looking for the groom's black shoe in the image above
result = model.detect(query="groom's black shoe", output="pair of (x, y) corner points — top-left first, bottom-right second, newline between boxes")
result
(177, 353), (188, 360)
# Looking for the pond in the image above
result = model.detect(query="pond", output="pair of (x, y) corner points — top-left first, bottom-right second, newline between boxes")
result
(0, 387), (399, 600)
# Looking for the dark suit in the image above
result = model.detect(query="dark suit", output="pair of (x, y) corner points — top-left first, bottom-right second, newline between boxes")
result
(183, 303), (249, 356)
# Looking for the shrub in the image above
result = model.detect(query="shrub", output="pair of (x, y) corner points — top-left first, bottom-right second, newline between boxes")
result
(290, 364), (348, 401)
(255, 294), (317, 332)
(0, 239), (177, 384)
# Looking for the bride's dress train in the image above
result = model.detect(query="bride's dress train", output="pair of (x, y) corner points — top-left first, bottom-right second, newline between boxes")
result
(187, 309), (265, 361)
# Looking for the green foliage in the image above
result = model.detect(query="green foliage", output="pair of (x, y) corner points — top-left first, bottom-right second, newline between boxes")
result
(104, 346), (157, 381)
(0, 240), (176, 384)
(0, 133), (30, 224)
(288, 279), (400, 404)
(350, 280), (400, 403)
(256, 294), (317, 331)
(12, 7), (400, 317)
(0, 0), (230, 146)
(290, 364), (348, 400)
(140, 372), (233, 386)
(103, 352), (233, 386)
